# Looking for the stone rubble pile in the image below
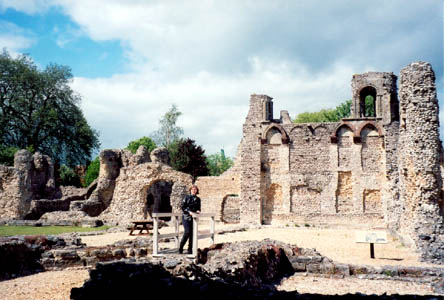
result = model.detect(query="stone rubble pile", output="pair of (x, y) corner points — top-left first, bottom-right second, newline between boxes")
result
(71, 239), (444, 299)
(1, 234), (443, 296)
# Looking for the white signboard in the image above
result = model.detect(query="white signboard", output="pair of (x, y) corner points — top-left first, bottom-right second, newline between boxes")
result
(355, 231), (388, 244)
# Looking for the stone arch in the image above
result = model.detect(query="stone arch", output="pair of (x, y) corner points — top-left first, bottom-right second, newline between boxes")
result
(290, 125), (310, 137)
(360, 123), (384, 173)
(101, 163), (193, 225)
(331, 123), (357, 143)
(140, 179), (174, 220)
(335, 124), (354, 168)
(313, 125), (329, 136)
(220, 194), (240, 224)
(359, 86), (377, 117)
(357, 121), (383, 137)
(335, 123), (356, 137)
(262, 124), (289, 144)
(137, 178), (189, 219)
(289, 125), (311, 146)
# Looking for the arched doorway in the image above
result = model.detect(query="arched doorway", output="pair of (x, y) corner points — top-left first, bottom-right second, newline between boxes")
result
(359, 86), (377, 117)
(221, 194), (240, 223)
(144, 180), (173, 220)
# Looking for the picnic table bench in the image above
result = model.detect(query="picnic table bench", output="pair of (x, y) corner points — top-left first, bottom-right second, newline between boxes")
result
(129, 220), (153, 236)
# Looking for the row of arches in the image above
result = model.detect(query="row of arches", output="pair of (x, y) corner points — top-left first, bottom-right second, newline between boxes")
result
(331, 122), (383, 143)
(261, 121), (383, 146)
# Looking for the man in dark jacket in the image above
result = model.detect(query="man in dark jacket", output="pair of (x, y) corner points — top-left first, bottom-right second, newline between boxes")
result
(179, 185), (201, 254)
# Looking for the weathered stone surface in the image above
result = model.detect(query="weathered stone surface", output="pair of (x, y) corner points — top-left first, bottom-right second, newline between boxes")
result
(0, 235), (69, 280)
(397, 61), (444, 264)
(71, 240), (444, 298)
(191, 61), (443, 266)
(100, 162), (192, 226)
(150, 147), (170, 165)
(1, 61), (443, 269)
(38, 210), (103, 227)
(0, 150), (60, 219)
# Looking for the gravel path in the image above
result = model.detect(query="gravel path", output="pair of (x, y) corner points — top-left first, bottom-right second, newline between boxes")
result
(0, 224), (441, 299)
(81, 224), (437, 267)
(0, 269), (89, 300)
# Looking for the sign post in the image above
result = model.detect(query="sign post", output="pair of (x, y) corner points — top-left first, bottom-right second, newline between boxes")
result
(356, 231), (388, 259)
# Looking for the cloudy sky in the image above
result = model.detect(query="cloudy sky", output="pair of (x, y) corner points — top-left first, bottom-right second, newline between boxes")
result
(0, 0), (442, 157)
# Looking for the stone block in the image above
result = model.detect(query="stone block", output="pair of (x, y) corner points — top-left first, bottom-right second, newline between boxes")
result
(53, 249), (80, 261)
(112, 249), (126, 259)
(291, 262), (306, 272)
(306, 263), (320, 273)
(320, 262), (335, 274)
(334, 263), (350, 276)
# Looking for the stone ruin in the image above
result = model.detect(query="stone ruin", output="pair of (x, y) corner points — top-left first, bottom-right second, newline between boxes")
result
(196, 61), (444, 264)
(0, 61), (442, 264)
(0, 146), (192, 227)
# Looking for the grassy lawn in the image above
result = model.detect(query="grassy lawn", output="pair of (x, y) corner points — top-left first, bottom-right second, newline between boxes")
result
(0, 225), (111, 237)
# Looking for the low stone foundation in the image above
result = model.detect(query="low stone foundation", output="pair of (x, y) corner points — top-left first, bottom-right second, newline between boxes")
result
(1, 233), (443, 296)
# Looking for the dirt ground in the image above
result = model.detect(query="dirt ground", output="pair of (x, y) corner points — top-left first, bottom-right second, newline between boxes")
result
(0, 223), (441, 299)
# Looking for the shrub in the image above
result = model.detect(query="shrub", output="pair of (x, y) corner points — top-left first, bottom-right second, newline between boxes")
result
(126, 136), (157, 154)
(59, 164), (81, 187)
(83, 157), (100, 187)
(0, 146), (19, 166)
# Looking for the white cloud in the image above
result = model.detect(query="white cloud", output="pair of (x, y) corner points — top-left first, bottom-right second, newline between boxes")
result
(72, 56), (361, 157)
(0, 21), (35, 55)
(0, 0), (51, 14)
(2, 0), (442, 157)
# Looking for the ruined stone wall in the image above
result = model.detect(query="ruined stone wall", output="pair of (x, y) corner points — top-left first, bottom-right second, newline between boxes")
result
(195, 171), (240, 222)
(287, 124), (336, 217)
(350, 72), (398, 124)
(229, 91), (392, 225)
(0, 150), (59, 219)
(397, 62), (444, 263)
(100, 162), (192, 226)
(239, 95), (270, 224)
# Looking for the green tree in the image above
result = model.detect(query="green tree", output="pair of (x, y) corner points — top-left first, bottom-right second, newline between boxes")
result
(206, 149), (234, 176)
(126, 136), (157, 153)
(169, 138), (209, 179)
(335, 99), (352, 119)
(0, 50), (100, 166)
(364, 95), (375, 117)
(58, 164), (81, 187)
(0, 146), (19, 166)
(151, 104), (184, 148)
(293, 99), (352, 123)
(83, 156), (100, 187)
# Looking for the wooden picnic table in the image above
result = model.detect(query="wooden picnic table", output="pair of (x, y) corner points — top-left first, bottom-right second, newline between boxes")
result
(129, 220), (153, 236)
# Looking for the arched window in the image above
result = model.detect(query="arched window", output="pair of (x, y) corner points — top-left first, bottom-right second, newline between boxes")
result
(266, 128), (282, 144)
(359, 86), (377, 117)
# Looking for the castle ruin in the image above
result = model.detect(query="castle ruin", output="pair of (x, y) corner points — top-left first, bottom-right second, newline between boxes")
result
(197, 61), (444, 263)
(0, 61), (442, 263)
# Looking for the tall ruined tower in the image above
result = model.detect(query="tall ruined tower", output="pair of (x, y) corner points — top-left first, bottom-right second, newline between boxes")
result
(240, 95), (273, 224)
(350, 72), (398, 124)
(397, 62), (444, 263)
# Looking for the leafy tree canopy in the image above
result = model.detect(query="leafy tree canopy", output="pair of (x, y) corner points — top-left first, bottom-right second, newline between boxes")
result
(293, 99), (352, 123)
(169, 138), (209, 179)
(126, 136), (157, 154)
(0, 50), (100, 166)
(206, 149), (234, 176)
(151, 104), (183, 148)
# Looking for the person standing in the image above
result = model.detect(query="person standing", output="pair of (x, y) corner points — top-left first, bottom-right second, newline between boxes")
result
(179, 185), (201, 254)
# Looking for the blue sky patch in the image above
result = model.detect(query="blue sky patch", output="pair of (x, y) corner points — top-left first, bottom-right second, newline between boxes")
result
(1, 6), (126, 78)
